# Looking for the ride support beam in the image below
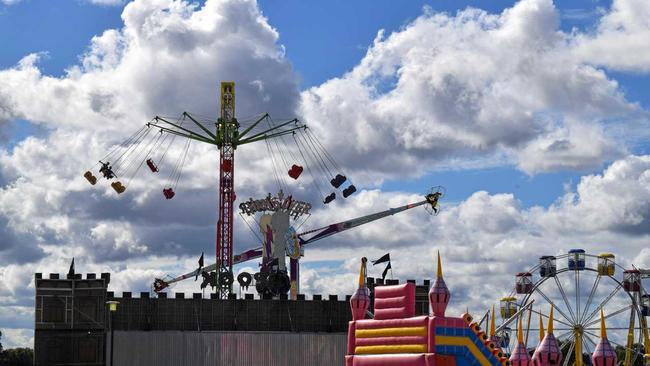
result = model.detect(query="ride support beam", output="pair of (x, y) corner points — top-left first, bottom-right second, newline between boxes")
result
(216, 81), (237, 299)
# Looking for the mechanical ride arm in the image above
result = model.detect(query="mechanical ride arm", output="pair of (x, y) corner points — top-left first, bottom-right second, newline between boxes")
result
(153, 191), (441, 293)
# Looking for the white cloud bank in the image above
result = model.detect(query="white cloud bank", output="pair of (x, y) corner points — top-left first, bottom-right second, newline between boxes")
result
(300, 0), (649, 180)
(1, 0), (650, 348)
(574, 0), (650, 72)
(298, 154), (650, 319)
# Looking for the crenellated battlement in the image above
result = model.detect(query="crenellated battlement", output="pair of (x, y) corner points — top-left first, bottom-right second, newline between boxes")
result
(35, 270), (432, 333)
(36, 272), (111, 282)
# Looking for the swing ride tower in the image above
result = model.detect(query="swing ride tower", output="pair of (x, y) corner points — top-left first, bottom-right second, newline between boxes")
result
(147, 82), (305, 298)
(216, 82), (236, 300)
(87, 81), (442, 299)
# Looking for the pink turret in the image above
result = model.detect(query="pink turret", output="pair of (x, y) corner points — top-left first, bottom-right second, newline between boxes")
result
(533, 306), (562, 366)
(510, 316), (532, 366)
(592, 309), (617, 366)
(429, 251), (450, 317)
(350, 257), (370, 321)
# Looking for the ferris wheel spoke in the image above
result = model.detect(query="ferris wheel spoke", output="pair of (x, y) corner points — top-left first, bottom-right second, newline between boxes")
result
(582, 327), (647, 332)
(583, 304), (632, 328)
(517, 303), (575, 328)
(582, 333), (596, 355)
(557, 330), (574, 341)
(579, 274), (601, 324)
(535, 279), (575, 324)
(553, 276), (577, 323)
(564, 341), (576, 366)
(582, 284), (622, 325)
(583, 333), (597, 350)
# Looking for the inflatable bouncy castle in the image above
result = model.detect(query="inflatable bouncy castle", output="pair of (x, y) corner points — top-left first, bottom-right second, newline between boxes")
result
(346, 253), (508, 366)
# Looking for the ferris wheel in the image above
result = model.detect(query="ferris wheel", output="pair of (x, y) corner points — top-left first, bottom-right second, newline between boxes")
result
(489, 250), (650, 366)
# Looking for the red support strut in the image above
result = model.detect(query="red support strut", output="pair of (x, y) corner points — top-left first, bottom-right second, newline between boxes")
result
(216, 82), (237, 298)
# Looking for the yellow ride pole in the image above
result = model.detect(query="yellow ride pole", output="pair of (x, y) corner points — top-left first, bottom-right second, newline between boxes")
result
(525, 305), (532, 347)
(624, 307), (636, 366)
(575, 327), (583, 366)
(641, 316), (649, 356)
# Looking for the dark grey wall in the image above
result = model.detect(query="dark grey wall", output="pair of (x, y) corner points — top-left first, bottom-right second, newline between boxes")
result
(111, 331), (347, 366)
(34, 273), (432, 366)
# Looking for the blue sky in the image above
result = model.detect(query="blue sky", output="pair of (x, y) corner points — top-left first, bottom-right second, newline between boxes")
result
(0, 0), (611, 85)
(1, 0), (650, 350)
(0, 0), (637, 208)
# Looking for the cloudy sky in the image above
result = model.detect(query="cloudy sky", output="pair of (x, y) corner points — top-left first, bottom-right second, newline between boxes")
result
(1, 0), (649, 349)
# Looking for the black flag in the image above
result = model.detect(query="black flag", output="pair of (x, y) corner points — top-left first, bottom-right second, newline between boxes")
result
(195, 252), (204, 281)
(372, 253), (391, 281)
(381, 262), (392, 281)
(67, 258), (75, 277)
(371, 253), (390, 265)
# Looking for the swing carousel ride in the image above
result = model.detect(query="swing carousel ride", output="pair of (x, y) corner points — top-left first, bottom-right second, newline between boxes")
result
(84, 81), (444, 299)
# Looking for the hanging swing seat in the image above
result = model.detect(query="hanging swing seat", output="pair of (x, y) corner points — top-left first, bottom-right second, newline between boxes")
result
(330, 174), (347, 188)
(99, 161), (116, 179)
(83, 171), (97, 185)
(163, 188), (175, 200)
(343, 184), (357, 198)
(323, 192), (336, 204)
(288, 164), (303, 179)
(111, 181), (126, 194)
(146, 158), (159, 173)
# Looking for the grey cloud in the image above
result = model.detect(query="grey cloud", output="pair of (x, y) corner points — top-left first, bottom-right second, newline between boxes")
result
(0, 216), (44, 264)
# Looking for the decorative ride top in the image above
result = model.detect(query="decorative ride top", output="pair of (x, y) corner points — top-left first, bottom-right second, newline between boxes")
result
(239, 190), (311, 220)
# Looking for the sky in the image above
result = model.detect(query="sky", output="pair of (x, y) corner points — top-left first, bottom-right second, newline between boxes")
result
(0, 0), (649, 350)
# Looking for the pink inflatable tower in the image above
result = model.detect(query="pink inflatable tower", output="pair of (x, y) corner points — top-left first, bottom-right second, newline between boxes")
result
(350, 257), (370, 321)
(509, 316), (532, 366)
(430, 251), (450, 317)
(345, 252), (507, 366)
(532, 306), (562, 366)
(591, 309), (617, 366)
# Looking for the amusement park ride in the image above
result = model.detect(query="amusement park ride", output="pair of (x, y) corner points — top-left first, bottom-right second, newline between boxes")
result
(484, 250), (650, 366)
(84, 81), (444, 300)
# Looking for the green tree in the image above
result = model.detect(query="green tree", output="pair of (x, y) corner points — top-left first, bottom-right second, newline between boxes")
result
(615, 344), (646, 366)
(0, 348), (34, 366)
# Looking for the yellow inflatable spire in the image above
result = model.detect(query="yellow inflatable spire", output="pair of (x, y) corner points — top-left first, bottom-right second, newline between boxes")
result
(517, 316), (524, 343)
(600, 308), (607, 339)
(358, 257), (367, 288)
(539, 312), (545, 340)
(437, 251), (443, 279)
(547, 305), (554, 334)
(490, 305), (496, 337)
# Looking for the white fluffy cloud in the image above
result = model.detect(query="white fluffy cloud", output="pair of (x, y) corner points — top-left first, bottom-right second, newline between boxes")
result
(300, 0), (645, 179)
(298, 154), (650, 327)
(0, 0), (300, 347)
(538, 154), (650, 234)
(574, 0), (650, 72)
(0, 0), (298, 133)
